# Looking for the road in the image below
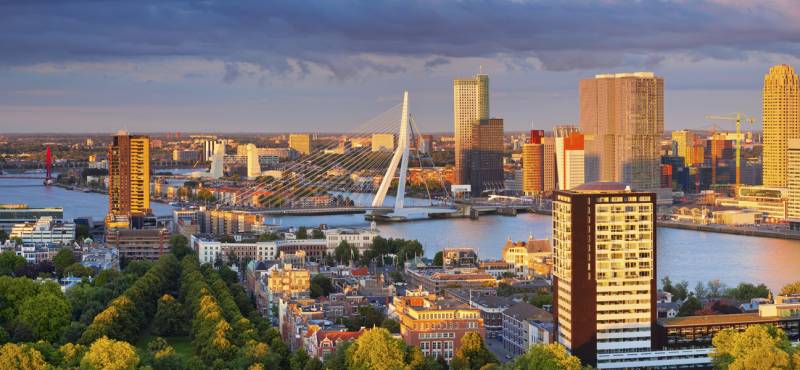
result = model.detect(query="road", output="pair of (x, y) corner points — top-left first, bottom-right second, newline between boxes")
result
(485, 335), (514, 363)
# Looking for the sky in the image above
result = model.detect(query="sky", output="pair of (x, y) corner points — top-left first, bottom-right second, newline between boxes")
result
(1, 0), (799, 134)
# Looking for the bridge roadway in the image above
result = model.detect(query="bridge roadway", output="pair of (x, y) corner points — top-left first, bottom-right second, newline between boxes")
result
(252, 206), (394, 215)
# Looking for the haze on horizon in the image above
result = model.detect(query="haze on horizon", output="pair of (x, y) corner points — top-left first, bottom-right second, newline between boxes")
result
(1, 0), (799, 134)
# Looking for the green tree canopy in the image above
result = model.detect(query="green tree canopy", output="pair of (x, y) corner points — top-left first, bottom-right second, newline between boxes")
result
(503, 343), (582, 370)
(450, 332), (498, 370)
(0, 343), (47, 370)
(726, 282), (771, 302)
(80, 336), (140, 370)
(296, 227), (308, 240)
(53, 248), (76, 276)
(678, 295), (702, 317)
(169, 235), (192, 260)
(780, 281), (800, 296)
(433, 251), (443, 267)
(346, 328), (407, 370)
(0, 251), (25, 276)
(18, 292), (72, 342)
(152, 294), (185, 336)
(711, 324), (795, 370)
(310, 274), (334, 299)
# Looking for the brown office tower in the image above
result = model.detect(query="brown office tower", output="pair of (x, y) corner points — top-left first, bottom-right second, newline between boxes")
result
(468, 118), (504, 195)
(522, 130), (555, 195)
(453, 73), (489, 186)
(108, 131), (151, 218)
(552, 182), (657, 367)
(580, 72), (664, 191)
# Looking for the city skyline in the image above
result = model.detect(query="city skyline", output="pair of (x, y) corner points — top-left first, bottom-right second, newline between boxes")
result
(1, 1), (800, 133)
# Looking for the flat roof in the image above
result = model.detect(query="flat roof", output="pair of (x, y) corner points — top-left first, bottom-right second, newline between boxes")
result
(660, 313), (778, 327)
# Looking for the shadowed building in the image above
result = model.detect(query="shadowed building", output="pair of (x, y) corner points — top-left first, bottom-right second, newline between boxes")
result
(580, 72), (664, 191)
(454, 73), (489, 186)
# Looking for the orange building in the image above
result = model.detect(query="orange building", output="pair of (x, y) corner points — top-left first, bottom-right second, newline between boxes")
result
(394, 291), (486, 362)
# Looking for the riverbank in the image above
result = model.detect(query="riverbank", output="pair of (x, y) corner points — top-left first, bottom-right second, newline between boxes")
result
(657, 220), (800, 240)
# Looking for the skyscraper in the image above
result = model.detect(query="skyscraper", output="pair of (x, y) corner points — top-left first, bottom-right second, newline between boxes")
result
(108, 131), (151, 217)
(552, 183), (656, 367)
(762, 64), (800, 188)
(469, 118), (504, 195)
(454, 73), (489, 185)
(788, 139), (800, 220)
(289, 134), (312, 155)
(371, 133), (395, 152)
(671, 130), (696, 166)
(555, 129), (585, 191)
(580, 72), (664, 190)
(246, 143), (262, 179)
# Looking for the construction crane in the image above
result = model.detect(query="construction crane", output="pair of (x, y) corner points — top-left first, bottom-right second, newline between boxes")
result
(704, 113), (755, 191)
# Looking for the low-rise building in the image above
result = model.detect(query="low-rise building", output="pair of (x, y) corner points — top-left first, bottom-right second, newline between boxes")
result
(304, 327), (366, 361)
(17, 243), (61, 263)
(394, 291), (486, 362)
(404, 267), (497, 294)
(502, 302), (553, 356)
(191, 234), (278, 264)
(442, 247), (479, 268)
(10, 216), (75, 245)
(324, 223), (379, 254)
(276, 239), (328, 262)
(0, 204), (63, 233)
(479, 260), (515, 278)
(716, 185), (788, 222)
(268, 263), (311, 299)
(501, 235), (553, 277)
(105, 228), (169, 260)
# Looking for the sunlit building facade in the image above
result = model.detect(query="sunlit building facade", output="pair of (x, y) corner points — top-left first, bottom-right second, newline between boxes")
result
(763, 64), (800, 188)
(108, 131), (151, 219)
(453, 73), (489, 186)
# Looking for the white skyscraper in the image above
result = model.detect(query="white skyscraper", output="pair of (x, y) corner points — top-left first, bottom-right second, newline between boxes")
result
(246, 143), (261, 179)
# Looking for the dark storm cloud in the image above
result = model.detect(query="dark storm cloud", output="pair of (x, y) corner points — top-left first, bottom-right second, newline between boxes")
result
(0, 0), (798, 77)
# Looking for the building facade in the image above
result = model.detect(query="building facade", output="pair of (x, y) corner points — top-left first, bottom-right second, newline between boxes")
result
(268, 263), (311, 298)
(555, 130), (585, 191)
(789, 139), (800, 220)
(762, 64), (800, 188)
(553, 182), (657, 367)
(371, 133), (395, 152)
(10, 216), (75, 245)
(108, 131), (151, 218)
(580, 72), (664, 191)
(468, 118), (504, 195)
(671, 130), (696, 166)
(453, 73), (489, 186)
(502, 302), (554, 356)
(0, 205), (63, 233)
(106, 228), (169, 260)
(289, 134), (312, 155)
(394, 291), (486, 362)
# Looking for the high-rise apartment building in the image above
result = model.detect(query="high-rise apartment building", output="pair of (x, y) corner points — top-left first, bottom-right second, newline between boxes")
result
(203, 139), (224, 162)
(289, 134), (312, 155)
(788, 139), (800, 220)
(454, 73), (489, 185)
(671, 130), (696, 166)
(246, 143), (262, 179)
(580, 72), (664, 190)
(555, 130), (585, 191)
(552, 182), (656, 367)
(108, 131), (151, 217)
(469, 118), (504, 195)
(762, 64), (800, 188)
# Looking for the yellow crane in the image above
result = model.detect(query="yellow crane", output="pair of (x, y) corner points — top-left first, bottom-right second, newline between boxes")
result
(704, 113), (755, 191)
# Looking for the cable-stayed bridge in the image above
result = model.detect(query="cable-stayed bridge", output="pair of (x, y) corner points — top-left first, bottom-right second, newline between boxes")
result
(217, 91), (461, 221)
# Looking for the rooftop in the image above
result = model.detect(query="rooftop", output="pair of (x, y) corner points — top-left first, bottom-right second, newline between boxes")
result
(571, 181), (631, 192)
(659, 313), (778, 327)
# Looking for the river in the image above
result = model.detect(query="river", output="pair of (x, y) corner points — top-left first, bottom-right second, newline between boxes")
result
(1, 177), (799, 292)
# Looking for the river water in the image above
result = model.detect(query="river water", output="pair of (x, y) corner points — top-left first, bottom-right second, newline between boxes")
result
(1, 177), (799, 292)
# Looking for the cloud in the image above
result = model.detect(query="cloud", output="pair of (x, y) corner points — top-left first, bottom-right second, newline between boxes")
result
(0, 0), (798, 80)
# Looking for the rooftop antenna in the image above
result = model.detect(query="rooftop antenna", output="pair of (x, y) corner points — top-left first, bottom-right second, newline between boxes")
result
(479, 65), (483, 74)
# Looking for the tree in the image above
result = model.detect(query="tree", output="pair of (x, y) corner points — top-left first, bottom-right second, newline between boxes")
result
(711, 324), (794, 370)
(290, 349), (311, 370)
(18, 292), (71, 342)
(780, 281), (800, 296)
(678, 295), (702, 317)
(0, 251), (25, 276)
(310, 274), (334, 299)
(259, 232), (280, 241)
(81, 336), (140, 370)
(433, 251), (443, 267)
(346, 328), (407, 370)
(296, 227), (308, 240)
(0, 343), (47, 370)
(0, 230), (7, 243)
(707, 279), (727, 298)
(450, 332), (497, 370)
(63, 262), (93, 278)
(505, 343), (582, 370)
(53, 248), (76, 276)
(311, 229), (325, 239)
(335, 240), (355, 266)
(662, 276), (674, 294)
(380, 318), (400, 334)
(153, 294), (185, 336)
(528, 293), (553, 308)
(694, 281), (708, 299)
(726, 282), (771, 302)
(169, 235), (192, 259)
(673, 280), (690, 302)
